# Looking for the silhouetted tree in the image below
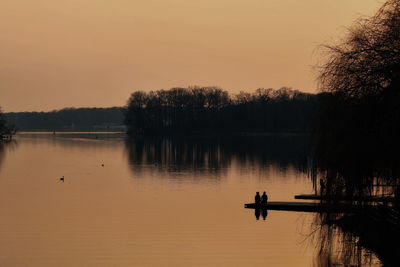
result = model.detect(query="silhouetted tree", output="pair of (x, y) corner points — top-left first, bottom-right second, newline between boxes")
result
(318, 0), (400, 138)
(0, 108), (6, 135)
(0, 107), (16, 140)
(314, 0), (400, 196)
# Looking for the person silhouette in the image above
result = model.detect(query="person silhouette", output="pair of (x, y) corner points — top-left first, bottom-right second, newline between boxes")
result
(261, 191), (268, 204)
(255, 208), (261, 220)
(255, 192), (261, 204)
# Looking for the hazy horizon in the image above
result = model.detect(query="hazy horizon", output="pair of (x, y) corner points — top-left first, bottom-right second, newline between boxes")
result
(1, 0), (382, 112)
(5, 86), (309, 113)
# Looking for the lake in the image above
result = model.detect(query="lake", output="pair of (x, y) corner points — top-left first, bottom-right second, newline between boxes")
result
(0, 133), (381, 266)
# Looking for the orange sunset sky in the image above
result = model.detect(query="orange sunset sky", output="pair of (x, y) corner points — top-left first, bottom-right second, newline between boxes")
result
(0, 0), (382, 112)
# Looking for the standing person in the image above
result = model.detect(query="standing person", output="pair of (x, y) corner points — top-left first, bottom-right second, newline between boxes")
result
(261, 191), (268, 204)
(255, 192), (261, 204)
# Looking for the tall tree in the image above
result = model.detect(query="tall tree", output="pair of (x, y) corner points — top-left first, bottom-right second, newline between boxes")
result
(315, 0), (400, 187)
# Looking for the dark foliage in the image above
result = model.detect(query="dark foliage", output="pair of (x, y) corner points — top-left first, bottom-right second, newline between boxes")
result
(315, 0), (400, 186)
(319, 0), (400, 100)
(310, 5), (400, 264)
(124, 86), (318, 135)
(6, 107), (125, 131)
(0, 109), (6, 135)
(317, 0), (400, 135)
(0, 107), (16, 139)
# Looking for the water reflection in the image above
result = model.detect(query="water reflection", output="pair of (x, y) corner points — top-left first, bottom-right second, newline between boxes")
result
(309, 135), (400, 267)
(2, 133), (395, 266)
(125, 135), (310, 177)
(254, 209), (268, 221)
(308, 212), (384, 267)
(0, 142), (4, 170)
(0, 140), (17, 173)
(0, 134), (318, 266)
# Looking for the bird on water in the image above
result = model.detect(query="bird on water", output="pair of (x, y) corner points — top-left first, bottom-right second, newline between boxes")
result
(60, 176), (64, 182)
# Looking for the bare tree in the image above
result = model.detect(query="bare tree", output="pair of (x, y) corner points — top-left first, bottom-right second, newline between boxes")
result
(319, 0), (400, 100)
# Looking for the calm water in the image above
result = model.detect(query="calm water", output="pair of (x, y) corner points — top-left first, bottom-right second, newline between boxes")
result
(0, 133), (381, 266)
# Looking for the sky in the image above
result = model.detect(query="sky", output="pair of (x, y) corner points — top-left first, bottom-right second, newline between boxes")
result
(0, 0), (382, 112)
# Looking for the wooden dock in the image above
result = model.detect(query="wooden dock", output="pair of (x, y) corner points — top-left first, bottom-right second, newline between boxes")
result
(294, 194), (395, 203)
(244, 201), (374, 213)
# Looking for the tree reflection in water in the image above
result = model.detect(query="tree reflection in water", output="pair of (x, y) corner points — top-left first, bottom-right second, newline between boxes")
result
(0, 140), (17, 173)
(309, 212), (380, 267)
(0, 143), (4, 171)
(308, 136), (400, 267)
(125, 134), (400, 266)
(124, 135), (310, 178)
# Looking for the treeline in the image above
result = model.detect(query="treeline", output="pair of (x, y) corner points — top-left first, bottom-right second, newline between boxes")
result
(6, 107), (125, 131)
(0, 108), (16, 139)
(124, 86), (319, 135)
